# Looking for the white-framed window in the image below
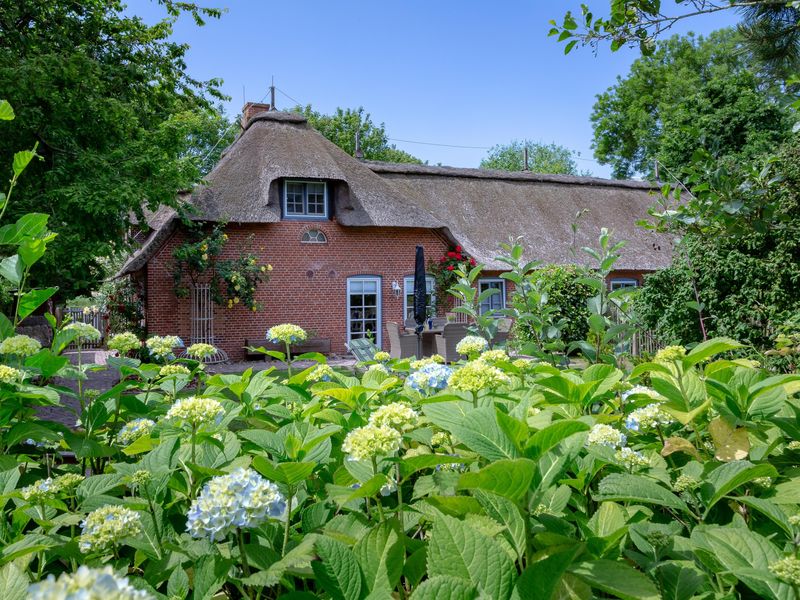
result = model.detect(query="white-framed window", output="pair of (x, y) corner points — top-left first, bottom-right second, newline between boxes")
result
(301, 229), (327, 244)
(609, 278), (639, 291)
(347, 276), (382, 348)
(284, 181), (328, 219)
(478, 278), (506, 315)
(403, 275), (436, 321)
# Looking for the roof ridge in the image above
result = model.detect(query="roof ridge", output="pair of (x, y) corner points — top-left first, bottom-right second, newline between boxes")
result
(364, 160), (655, 190)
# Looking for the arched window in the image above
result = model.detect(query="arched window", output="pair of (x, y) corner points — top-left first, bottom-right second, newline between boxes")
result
(301, 229), (327, 244)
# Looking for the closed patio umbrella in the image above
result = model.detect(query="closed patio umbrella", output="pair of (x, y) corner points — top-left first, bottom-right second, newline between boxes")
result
(413, 245), (427, 358)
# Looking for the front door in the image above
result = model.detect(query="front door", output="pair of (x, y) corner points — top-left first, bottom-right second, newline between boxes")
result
(347, 276), (381, 348)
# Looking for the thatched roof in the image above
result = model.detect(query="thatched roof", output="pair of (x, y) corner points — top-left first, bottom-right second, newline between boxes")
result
(119, 110), (671, 275)
(367, 163), (671, 270)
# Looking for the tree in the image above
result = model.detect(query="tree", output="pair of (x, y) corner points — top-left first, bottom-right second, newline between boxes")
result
(590, 30), (792, 178)
(479, 140), (589, 175)
(550, 0), (800, 66)
(292, 105), (423, 164)
(0, 1), (227, 298)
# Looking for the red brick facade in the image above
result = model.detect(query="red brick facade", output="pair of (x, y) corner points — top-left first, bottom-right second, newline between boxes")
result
(145, 220), (451, 360)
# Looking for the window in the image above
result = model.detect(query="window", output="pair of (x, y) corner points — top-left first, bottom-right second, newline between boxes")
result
(478, 278), (506, 315)
(609, 278), (639, 291)
(301, 229), (327, 244)
(403, 276), (436, 321)
(284, 181), (328, 219)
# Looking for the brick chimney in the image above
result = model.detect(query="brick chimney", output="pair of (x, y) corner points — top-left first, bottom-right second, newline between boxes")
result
(241, 102), (271, 127)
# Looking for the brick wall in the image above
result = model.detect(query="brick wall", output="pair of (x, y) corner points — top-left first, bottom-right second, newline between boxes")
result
(145, 221), (450, 359)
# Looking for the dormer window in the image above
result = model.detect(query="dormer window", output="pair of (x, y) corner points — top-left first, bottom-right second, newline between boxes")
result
(284, 181), (328, 219)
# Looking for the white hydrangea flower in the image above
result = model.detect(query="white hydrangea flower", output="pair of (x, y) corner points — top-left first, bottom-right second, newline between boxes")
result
(0, 334), (41, 356)
(587, 423), (627, 448)
(28, 566), (153, 600)
(187, 468), (286, 541)
(477, 348), (509, 364)
(145, 335), (182, 359)
(625, 404), (672, 431)
(307, 364), (335, 382)
(79, 505), (142, 553)
(342, 424), (402, 461)
(64, 322), (102, 342)
(367, 363), (389, 374)
(621, 385), (660, 401)
(159, 364), (190, 377)
(165, 396), (224, 428)
(107, 332), (141, 356)
(447, 360), (510, 393)
(373, 351), (391, 362)
(266, 323), (307, 345)
(187, 343), (216, 359)
(369, 402), (419, 431)
(0, 364), (24, 384)
(117, 419), (155, 446)
(615, 447), (649, 469)
(456, 335), (489, 356)
(21, 478), (55, 503)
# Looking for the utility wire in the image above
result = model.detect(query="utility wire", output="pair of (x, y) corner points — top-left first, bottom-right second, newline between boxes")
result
(276, 87), (304, 108)
(200, 88), (269, 164)
(387, 138), (492, 150)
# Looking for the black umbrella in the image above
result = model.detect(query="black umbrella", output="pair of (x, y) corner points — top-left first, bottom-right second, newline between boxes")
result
(413, 245), (427, 358)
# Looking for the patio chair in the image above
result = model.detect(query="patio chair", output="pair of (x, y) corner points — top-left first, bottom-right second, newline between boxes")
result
(435, 323), (469, 363)
(346, 337), (380, 363)
(403, 317), (417, 330)
(431, 316), (448, 328)
(386, 321), (417, 359)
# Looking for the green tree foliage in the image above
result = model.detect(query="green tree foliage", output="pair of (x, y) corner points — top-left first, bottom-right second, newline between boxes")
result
(0, 1), (228, 298)
(591, 30), (792, 178)
(480, 140), (589, 175)
(635, 135), (800, 348)
(739, 2), (800, 81)
(292, 105), (423, 164)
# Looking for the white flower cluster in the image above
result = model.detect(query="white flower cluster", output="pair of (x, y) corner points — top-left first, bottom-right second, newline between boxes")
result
(187, 468), (286, 541)
(615, 447), (649, 469)
(625, 404), (672, 431)
(621, 385), (660, 401)
(21, 478), (56, 502)
(79, 505), (142, 553)
(307, 364), (335, 382)
(407, 363), (452, 392)
(64, 322), (102, 342)
(145, 335), (182, 359)
(187, 343), (216, 359)
(447, 360), (510, 393)
(456, 335), (489, 356)
(0, 364), (24, 384)
(409, 355), (445, 370)
(165, 396), (224, 428)
(367, 363), (389, 374)
(107, 332), (141, 356)
(369, 402), (419, 431)
(159, 364), (190, 377)
(267, 323), (307, 345)
(342, 424), (402, 461)
(28, 566), (153, 600)
(769, 556), (800, 586)
(0, 334), (41, 356)
(478, 349), (509, 364)
(587, 423), (627, 448)
(117, 419), (156, 446)
(373, 351), (391, 362)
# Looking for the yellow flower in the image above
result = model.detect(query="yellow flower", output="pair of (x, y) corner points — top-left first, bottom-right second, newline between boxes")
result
(223, 234), (228, 240)
(233, 297), (240, 304)
(200, 244), (208, 252)
(201, 253), (208, 261)
(251, 306), (257, 312)
(267, 264), (273, 271)
(260, 266), (266, 273)
(227, 300), (233, 308)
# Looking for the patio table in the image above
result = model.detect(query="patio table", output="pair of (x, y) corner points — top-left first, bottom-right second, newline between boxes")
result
(405, 327), (444, 356)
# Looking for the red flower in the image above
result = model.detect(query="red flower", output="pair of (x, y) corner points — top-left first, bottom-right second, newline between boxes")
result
(469, 258), (476, 266)
(446, 251), (457, 259)
(440, 256), (447, 263)
(455, 245), (462, 252)
(446, 265), (454, 271)
(455, 254), (462, 260)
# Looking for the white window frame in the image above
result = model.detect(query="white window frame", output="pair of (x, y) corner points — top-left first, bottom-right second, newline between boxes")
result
(403, 275), (436, 321)
(346, 276), (382, 348)
(301, 229), (327, 244)
(609, 278), (639, 291)
(283, 180), (328, 219)
(478, 278), (506, 315)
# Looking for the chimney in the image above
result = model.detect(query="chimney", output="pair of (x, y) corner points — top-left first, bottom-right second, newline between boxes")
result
(241, 102), (271, 127)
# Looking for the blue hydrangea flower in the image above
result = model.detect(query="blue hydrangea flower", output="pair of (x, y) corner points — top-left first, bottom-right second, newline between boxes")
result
(407, 363), (453, 393)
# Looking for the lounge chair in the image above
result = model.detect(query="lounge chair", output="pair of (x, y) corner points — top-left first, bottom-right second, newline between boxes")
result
(435, 323), (469, 363)
(346, 337), (380, 363)
(386, 321), (417, 359)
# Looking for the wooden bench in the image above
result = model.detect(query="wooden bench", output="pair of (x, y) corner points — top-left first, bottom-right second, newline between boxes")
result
(244, 337), (331, 360)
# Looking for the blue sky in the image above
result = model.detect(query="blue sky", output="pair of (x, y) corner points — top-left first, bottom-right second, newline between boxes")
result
(132, 1), (739, 178)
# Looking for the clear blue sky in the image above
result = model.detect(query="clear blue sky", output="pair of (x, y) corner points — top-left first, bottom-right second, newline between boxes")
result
(131, 1), (739, 178)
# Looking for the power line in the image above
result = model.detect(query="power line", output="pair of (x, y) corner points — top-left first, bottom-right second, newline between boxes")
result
(387, 137), (492, 150)
(276, 87), (304, 108)
(200, 87), (269, 164)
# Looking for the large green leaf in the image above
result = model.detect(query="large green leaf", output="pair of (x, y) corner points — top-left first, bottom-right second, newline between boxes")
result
(312, 535), (364, 600)
(0, 255), (22, 286)
(0, 214), (49, 245)
(399, 454), (474, 479)
(569, 560), (660, 600)
(0, 563), (27, 600)
(193, 553), (231, 600)
(594, 473), (689, 513)
(410, 576), (478, 600)
(76, 473), (126, 503)
(0, 534), (57, 565)
(17, 287), (58, 321)
(525, 420), (590, 459)
(658, 562), (706, 600)
(684, 337), (743, 367)
(700, 460), (778, 517)
(457, 458), (536, 502)
(427, 514), (516, 600)
(0, 100), (13, 120)
(474, 490), (527, 563)
(243, 535), (318, 588)
(691, 525), (792, 600)
(513, 546), (580, 600)
(354, 520), (404, 593)
(448, 407), (519, 461)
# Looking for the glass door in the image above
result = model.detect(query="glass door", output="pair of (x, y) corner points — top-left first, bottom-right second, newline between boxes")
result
(347, 276), (381, 348)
